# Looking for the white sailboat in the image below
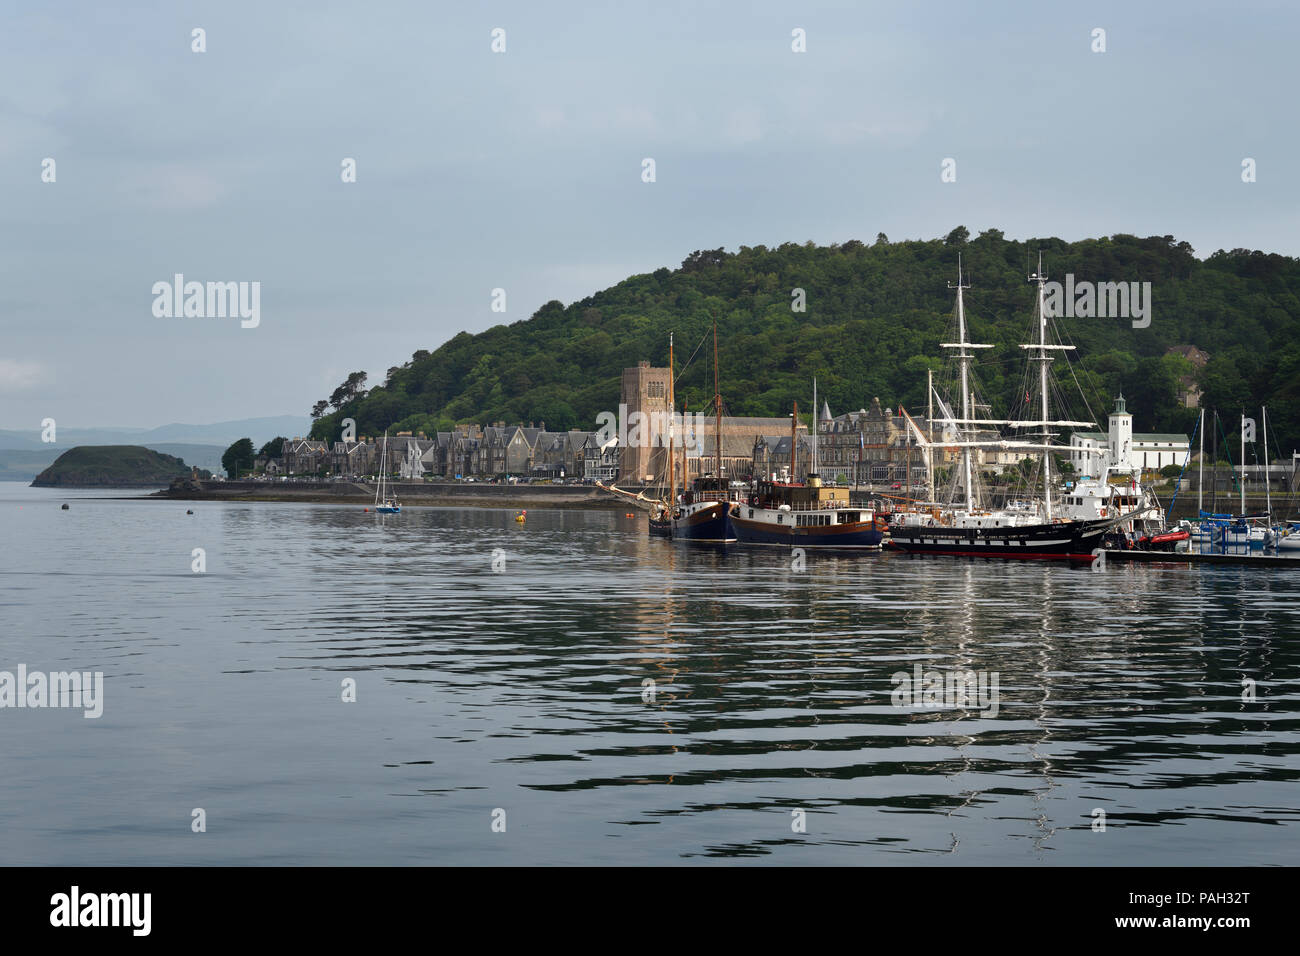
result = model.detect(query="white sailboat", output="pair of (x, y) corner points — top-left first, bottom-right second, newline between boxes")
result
(374, 430), (401, 513)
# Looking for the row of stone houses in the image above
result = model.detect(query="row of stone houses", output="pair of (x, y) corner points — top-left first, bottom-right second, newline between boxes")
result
(266, 401), (1031, 487)
(267, 425), (598, 479)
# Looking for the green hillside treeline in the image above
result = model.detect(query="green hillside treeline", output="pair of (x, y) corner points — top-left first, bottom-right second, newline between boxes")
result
(309, 228), (1300, 456)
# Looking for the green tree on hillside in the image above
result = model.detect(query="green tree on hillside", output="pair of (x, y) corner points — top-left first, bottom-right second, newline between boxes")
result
(258, 437), (286, 458)
(222, 438), (255, 479)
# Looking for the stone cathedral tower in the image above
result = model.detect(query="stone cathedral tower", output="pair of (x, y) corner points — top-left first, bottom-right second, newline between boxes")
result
(619, 361), (672, 483)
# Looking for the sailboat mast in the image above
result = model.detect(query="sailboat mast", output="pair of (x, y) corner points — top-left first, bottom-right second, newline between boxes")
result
(1240, 411), (1246, 516)
(376, 429), (387, 506)
(668, 333), (676, 507)
(1197, 407), (1204, 514)
(1212, 410), (1219, 513)
(1263, 405), (1271, 516)
(682, 400), (689, 487)
(1033, 254), (1053, 521)
(713, 317), (722, 488)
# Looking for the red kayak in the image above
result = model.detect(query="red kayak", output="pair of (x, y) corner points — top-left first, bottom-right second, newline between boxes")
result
(1139, 529), (1191, 548)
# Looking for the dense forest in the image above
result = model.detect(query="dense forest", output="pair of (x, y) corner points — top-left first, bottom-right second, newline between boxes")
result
(309, 228), (1300, 457)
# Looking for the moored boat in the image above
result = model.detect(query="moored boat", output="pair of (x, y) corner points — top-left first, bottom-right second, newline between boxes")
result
(672, 475), (736, 543)
(1132, 524), (1191, 551)
(733, 476), (885, 549)
(648, 508), (673, 537)
(886, 255), (1146, 563)
(886, 512), (1112, 560)
(732, 380), (884, 549)
(668, 317), (738, 544)
(373, 430), (401, 513)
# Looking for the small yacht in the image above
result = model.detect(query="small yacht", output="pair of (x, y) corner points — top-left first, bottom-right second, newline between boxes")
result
(373, 430), (401, 514)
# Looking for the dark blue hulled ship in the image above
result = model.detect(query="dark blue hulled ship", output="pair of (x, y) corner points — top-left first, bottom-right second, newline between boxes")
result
(670, 475), (736, 543)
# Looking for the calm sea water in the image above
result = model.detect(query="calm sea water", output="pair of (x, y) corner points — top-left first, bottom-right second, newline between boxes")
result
(1, 481), (1296, 865)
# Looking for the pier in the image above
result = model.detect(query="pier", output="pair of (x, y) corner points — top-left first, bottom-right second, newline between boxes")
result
(1103, 548), (1300, 567)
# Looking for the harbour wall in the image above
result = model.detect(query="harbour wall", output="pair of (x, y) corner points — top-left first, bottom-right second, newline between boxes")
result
(156, 478), (635, 510)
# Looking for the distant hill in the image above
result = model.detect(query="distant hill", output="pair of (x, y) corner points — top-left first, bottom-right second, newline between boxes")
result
(0, 443), (224, 483)
(0, 415), (309, 451)
(31, 446), (211, 488)
(307, 230), (1300, 454)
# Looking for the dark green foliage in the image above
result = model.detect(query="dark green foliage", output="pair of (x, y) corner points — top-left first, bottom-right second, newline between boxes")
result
(32, 446), (208, 487)
(221, 438), (255, 479)
(258, 436), (286, 458)
(308, 231), (1300, 452)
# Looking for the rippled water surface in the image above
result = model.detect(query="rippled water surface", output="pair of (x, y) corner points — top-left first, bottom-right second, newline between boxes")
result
(1, 483), (1296, 865)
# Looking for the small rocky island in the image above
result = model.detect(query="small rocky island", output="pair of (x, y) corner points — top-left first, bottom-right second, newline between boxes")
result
(32, 446), (211, 488)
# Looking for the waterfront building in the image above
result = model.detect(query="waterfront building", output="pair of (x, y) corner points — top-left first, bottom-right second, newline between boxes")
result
(583, 434), (620, 481)
(618, 361), (799, 484)
(1068, 396), (1190, 475)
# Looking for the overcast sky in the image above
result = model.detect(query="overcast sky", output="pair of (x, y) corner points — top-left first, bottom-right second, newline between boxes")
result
(1, 0), (1295, 431)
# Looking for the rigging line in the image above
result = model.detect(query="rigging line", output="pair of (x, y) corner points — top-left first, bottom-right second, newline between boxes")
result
(1261, 411), (1296, 520)
(1046, 309), (1102, 429)
(672, 323), (714, 392)
(1214, 410), (1242, 497)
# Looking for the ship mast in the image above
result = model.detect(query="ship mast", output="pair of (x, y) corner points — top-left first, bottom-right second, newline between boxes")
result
(790, 401), (798, 482)
(713, 317), (722, 489)
(1029, 254), (1055, 520)
(1197, 406), (1204, 515)
(812, 377), (819, 477)
(954, 262), (972, 508)
(682, 400), (689, 488)
(668, 332), (675, 507)
(1263, 405), (1271, 516)
(927, 367), (934, 503)
(942, 256), (988, 510)
(1240, 411), (1247, 516)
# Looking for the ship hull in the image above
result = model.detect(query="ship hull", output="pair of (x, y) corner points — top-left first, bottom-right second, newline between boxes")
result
(886, 519), (1106, 561)
(672, 502), (735, 543)
(732, 514), (884, 549)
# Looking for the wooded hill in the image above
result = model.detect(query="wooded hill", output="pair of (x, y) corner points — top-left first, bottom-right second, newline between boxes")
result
(309, 228), (1300, 458)
(31, 446), (209, 487)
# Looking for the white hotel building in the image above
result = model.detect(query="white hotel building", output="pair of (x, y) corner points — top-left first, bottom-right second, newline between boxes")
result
(1069, 395), (1190, 476)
